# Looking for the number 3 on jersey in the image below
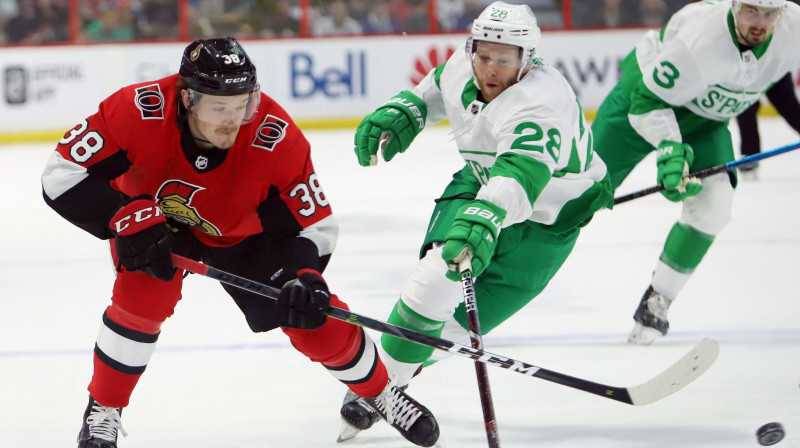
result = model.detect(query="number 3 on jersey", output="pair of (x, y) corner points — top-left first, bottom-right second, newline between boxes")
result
(290, 173), (329, 217)
(653, 60), (680, 89)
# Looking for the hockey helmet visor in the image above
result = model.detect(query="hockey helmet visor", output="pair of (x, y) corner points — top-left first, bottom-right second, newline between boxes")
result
(184, 88), (261, 126)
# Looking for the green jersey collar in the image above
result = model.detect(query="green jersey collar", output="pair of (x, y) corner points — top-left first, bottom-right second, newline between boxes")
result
(461, 78), (484, 110)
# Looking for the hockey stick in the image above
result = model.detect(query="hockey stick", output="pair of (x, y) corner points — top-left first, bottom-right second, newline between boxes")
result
(614, 140), (800, 205)
(459, 259), (500, 447)
(171, 253), (719, 406)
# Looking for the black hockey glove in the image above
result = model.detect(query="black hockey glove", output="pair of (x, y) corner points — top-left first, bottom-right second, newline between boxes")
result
(277, 269), (331, 330)
(109, 196), (177, 282)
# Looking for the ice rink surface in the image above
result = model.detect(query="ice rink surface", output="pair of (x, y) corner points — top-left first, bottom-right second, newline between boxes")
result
(1, 118), (798, 447)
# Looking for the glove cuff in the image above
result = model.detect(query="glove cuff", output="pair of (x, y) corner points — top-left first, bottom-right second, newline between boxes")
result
(109, 197), (166, 236)
(379, 90), (428, 135)
(456, 199), (507, 239)
(657, 140), (694, 165)
(297, 268), (327, 288)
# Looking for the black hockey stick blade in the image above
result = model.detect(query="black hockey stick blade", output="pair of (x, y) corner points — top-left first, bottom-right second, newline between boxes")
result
(171, 254), (719, 406)
(614, 140), (800, 205)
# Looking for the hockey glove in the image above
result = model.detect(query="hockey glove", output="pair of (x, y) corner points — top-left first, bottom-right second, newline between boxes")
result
(656, 140), (703, 202)
(277, 269), (331, 330)
(354, 90), (427, 167)
(441, 199), (506, 282)
(109, 196), (177, 281)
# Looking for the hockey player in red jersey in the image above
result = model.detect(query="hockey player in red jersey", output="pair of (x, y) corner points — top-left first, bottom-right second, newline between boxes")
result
(41, 37), (438, 448)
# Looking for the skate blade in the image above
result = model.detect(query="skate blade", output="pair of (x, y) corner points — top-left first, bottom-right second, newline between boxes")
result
(628, 323), (662, 345)
(337, 419), (361, 443)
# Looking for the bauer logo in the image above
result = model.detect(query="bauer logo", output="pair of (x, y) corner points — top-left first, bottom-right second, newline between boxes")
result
(410, 46), (456, 86)
(4, 66), (28, 105)
(290, 51), (366, 98)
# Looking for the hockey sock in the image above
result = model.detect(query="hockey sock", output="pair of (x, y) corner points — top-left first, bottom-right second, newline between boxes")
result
(381, 300), (444, 365)
(88, 308), (160, 408)
(659, 222), (714, 274)
(322, 327), (388, 398)
(651, 222), (715, 298)
(284, 296), (388, 398)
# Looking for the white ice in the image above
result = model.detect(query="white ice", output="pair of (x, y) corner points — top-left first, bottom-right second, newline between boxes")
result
(1, 118), (798, 448)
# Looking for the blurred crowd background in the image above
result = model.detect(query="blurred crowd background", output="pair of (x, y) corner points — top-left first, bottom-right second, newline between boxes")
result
(0, 0), (731, 45)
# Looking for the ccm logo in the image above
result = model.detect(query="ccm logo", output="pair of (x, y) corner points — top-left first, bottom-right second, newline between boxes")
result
(225, 77), (247, 84)
(113, 206), (162, 233)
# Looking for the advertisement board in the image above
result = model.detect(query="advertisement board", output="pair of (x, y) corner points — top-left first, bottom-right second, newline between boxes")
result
(3, 29), (796, 142)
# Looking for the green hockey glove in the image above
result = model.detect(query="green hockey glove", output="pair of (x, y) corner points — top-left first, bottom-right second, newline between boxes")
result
(354, 90), (427, 167)
(441, 199), (506, 282)
(656, 140), (703, 202)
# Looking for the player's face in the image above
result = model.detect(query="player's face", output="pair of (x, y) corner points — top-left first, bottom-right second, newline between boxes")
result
(183, 91), (251, 149)
(471, 41), (525, 102)
(735, 4), (782, 46)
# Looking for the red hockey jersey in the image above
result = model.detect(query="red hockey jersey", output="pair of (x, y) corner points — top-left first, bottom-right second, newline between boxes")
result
(42, 74), (336, 265)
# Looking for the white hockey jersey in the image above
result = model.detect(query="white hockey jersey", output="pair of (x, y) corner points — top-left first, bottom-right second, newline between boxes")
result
(626, 0), (800, 146)
(411, 50), (612, 232)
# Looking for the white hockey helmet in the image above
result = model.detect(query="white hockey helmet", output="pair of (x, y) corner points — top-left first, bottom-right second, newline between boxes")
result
(467, 2), (541, 78)
(734, 0), (786, 7)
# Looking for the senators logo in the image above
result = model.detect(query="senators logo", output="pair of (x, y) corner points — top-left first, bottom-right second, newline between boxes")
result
(253, 114), (288, 151)
(156, 180), (221, 236)
(135, 84), (165, 120)
(190, 43), (204, 61)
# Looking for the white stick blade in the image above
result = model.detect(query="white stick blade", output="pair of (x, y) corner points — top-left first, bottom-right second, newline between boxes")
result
(627, 337), (719, 406)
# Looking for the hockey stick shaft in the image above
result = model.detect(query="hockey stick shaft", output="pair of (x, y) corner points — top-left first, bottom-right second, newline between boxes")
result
(171, 254), (718, 406)
(460, 263), (500, 447)
(613, 140), (800, 205)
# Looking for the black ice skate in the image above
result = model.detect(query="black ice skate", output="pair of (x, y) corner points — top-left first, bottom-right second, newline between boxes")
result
(77, 395), (127, 448)
(338, 389), (382, 442)
(338, 382), (439, 447)
(628, 285), (674, 345)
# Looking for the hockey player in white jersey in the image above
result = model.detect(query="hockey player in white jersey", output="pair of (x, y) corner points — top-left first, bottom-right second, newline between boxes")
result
(591, 0), (800, 345)
(338, 1), (613, 442)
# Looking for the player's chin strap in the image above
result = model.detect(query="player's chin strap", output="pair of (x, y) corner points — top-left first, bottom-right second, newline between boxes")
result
(614, 140), (800, 205)
(170, 253), (719, 406)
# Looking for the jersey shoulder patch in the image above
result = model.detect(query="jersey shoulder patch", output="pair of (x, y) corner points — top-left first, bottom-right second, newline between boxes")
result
(252, 114), (290, 151)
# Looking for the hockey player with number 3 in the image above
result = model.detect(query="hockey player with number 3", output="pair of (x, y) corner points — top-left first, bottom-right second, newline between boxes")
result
(41, 37), (438, 447)
(338, 1), (613, 441)
(591, 0), (800, 345)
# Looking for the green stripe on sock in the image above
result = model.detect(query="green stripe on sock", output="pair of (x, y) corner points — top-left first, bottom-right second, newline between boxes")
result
(381, 300), (444, 364)
(660, 222), (714, 272)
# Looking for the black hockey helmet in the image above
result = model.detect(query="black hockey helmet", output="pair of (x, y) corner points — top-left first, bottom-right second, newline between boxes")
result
(179, 37), (258, 96)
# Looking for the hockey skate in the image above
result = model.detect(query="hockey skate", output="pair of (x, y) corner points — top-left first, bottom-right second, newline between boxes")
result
(338, 382), (439, 447)
(77, 395), (127, 448)
(628, 285), (674, 345)
(338, 389), (382, 442)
